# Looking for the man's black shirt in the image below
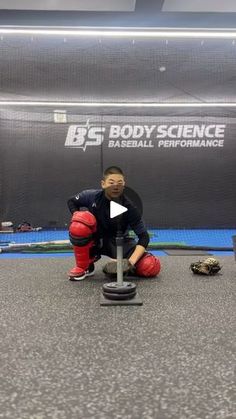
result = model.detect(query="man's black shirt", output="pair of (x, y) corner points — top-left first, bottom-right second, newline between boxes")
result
(67, 189), (149, 248)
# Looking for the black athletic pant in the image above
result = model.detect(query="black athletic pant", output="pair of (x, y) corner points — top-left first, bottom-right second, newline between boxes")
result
(91, 236), (137, 260)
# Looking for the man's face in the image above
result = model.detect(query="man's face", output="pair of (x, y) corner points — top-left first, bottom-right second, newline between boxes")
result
(101, 174), (125, 200)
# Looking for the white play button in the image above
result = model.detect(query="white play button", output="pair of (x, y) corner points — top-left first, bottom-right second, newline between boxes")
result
(110, 200), (128, 219)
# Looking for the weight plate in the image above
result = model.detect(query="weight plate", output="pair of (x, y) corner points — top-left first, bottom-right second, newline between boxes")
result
(103, 290), (136, 300)
(103, 282), (136, 294)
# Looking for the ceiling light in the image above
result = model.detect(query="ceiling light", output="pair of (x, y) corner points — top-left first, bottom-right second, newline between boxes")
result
(1, 101), (236, 108)
(0, 26), (236, 39)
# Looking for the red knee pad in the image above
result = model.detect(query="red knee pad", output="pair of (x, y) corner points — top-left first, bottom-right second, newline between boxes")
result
(71, 211), (97, 232)
(69, 211), (97, 245)
(135, 253), (161, 277)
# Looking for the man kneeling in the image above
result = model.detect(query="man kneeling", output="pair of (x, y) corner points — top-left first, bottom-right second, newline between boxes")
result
(67, 166), (161, 281)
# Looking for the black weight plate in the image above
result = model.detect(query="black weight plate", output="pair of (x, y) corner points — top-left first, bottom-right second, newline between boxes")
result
(103, 290), (136, 300)
(103, 282), (136, 294)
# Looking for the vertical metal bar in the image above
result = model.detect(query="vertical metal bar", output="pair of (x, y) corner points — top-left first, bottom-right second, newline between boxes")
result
(116, 244), (123, 286)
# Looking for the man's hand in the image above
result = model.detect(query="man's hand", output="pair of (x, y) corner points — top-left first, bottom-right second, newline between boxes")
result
(103, 259), (136, 277)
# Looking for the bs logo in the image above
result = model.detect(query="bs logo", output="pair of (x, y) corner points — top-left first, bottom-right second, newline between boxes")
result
(65, 120), (106, 151)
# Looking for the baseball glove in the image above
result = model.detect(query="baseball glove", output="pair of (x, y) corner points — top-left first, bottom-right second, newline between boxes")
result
(190, 257), (222, 276)
(103, 259), (136, 277)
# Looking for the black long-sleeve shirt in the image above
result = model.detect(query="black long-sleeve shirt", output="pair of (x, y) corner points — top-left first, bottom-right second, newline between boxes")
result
(67, 189), (149, 248)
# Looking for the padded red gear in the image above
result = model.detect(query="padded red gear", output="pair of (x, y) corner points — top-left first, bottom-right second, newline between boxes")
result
(135, 253), (161, 277)
(69, 211), (97, 239)
(70, 222), (92, 238)
(71, 211), (97, 232)
(72, 244), (93, 271)
(69, 211), (97, 272)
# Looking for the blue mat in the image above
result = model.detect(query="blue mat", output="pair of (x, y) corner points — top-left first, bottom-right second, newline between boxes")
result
(0, 229), (235, 258)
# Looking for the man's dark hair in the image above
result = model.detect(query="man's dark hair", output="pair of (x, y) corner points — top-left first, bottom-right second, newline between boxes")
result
(103, 166), (124, 179)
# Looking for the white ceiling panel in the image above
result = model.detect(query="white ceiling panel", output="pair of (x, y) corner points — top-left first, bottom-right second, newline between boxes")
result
(0, 0), (136, 11)
(162, 0), (236, 12)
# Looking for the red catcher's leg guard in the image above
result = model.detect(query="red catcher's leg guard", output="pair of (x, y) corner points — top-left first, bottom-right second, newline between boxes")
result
(73, 242), (94, 271)
(135, 253), (161, 277)
(69, 211), (97, 276)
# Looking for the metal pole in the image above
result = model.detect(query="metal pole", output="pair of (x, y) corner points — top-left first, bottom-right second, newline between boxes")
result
(116, 235), (124, 286)
(116, 214), (124, 286)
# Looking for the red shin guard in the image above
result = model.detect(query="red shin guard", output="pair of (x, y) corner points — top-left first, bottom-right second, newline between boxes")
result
(73, 243), (94, 271)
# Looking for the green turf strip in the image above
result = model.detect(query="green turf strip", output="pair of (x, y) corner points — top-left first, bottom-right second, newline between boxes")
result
(21, 242), (185, 253)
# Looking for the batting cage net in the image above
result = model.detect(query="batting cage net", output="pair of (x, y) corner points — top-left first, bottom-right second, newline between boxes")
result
(0, 35), (236, 243)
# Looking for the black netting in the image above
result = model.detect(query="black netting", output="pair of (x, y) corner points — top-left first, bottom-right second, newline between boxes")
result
(0, 35), (236, 230)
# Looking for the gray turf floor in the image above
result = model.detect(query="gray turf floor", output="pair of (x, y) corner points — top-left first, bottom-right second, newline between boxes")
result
(0, 256), (235, 419)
